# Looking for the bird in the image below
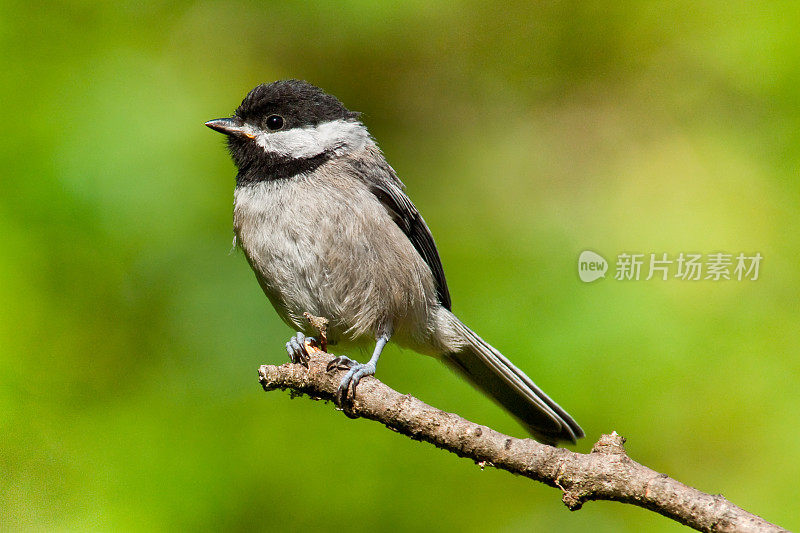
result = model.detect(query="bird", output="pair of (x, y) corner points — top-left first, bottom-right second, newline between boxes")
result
(205, 80), (584, 445)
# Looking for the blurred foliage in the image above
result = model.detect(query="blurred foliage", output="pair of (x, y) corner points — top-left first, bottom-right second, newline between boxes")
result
(2, 1), (799, 531)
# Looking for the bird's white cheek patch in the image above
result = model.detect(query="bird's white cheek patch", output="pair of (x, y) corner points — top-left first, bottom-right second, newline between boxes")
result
(253, 119), (370, 159)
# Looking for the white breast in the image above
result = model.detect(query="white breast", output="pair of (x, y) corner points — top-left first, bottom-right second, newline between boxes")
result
(233, 165), (438, 349)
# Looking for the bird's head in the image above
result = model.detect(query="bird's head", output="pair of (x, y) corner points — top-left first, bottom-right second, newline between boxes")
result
(205, 80), (369, 183)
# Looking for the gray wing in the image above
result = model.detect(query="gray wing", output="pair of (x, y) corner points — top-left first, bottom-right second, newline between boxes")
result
(346, 156), (452, 310)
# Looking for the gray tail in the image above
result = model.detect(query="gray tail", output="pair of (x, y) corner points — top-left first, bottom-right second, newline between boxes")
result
(444, 319), (584, 445)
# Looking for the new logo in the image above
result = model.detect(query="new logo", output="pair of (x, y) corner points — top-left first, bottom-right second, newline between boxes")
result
(578, 251), (608, 283)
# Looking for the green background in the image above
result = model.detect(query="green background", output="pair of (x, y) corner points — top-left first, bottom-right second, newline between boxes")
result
(2, 1), (798, 531)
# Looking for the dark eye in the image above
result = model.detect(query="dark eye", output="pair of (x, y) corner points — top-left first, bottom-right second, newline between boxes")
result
(266, 114), (284, 131)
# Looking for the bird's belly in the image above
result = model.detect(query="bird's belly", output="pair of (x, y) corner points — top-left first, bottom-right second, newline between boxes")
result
(233, 178), (437, 347)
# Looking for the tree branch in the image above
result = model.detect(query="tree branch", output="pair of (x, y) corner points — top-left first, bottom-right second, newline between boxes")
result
(258, 353), (786, 532)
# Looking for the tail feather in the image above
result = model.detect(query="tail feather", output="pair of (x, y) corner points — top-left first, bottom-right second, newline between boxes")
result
(444, 319), (584, 445)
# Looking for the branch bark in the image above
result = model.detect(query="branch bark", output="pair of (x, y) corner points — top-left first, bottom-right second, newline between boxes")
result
(258, 353), (786, 533)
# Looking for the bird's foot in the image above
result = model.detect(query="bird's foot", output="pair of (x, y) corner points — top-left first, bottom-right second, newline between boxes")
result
(326, 356), (376, 406)
(326, 355), (358, 371)
(285, 332), (321, 368)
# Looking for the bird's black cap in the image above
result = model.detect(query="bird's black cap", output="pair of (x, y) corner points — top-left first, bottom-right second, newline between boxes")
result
(234, 80), (359, 131)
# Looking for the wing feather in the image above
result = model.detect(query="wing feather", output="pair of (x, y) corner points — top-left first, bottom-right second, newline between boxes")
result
(346, 155), (452, 310)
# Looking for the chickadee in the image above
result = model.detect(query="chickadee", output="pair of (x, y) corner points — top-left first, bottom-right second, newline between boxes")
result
(206, 80), (583, 445)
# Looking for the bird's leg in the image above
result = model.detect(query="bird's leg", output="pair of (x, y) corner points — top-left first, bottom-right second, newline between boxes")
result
(326, 333), (390, 405)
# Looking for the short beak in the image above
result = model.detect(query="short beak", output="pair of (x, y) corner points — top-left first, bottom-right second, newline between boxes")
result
(204, 117), (254, 138)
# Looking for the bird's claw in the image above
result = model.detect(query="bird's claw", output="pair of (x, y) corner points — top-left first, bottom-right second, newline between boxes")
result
(326, 355), (358, 372)
(327, 358), (376, 407)
(285, 332), (315, 368)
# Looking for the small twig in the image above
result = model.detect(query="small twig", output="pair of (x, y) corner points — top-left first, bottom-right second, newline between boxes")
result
(302, 312), (329, 352)
(258, 353), (786, 533)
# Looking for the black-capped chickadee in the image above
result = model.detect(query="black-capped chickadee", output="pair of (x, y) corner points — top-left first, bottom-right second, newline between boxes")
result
(206, 80), (583, 445)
